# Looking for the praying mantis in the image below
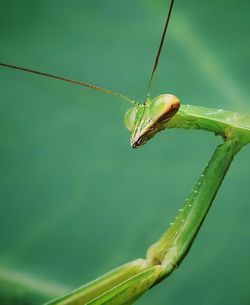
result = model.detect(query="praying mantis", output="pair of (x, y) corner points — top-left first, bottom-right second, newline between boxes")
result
(0, 0), (250, 305)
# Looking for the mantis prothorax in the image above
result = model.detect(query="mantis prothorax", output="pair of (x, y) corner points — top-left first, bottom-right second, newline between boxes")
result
(0, 0), (249, 304)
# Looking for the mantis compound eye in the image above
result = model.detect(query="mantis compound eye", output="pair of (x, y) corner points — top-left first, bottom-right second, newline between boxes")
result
(148, 94), (180, 123)
(124, 106), (138, 131)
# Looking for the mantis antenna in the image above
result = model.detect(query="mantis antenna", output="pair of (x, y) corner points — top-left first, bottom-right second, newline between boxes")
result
(0, 62), (138, 105)
(146, 0), (175, 98)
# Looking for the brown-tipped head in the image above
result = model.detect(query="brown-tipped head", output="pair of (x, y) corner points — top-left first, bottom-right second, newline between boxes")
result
(130, 94), (180, 148)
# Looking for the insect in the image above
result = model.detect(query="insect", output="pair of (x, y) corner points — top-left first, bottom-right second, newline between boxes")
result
(0, 1), (249, 305)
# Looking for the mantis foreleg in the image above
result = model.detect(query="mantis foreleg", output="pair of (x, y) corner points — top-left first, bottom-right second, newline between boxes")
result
(45, 134), (243, 305)
(147, 135), (242, 280)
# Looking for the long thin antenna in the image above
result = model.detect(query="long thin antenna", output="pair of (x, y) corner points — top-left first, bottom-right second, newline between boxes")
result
(0, 62), (138, 105)
(146, 0), (175, 98)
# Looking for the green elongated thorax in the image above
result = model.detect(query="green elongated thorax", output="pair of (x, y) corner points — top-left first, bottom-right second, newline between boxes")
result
(166, 104), (250, 146)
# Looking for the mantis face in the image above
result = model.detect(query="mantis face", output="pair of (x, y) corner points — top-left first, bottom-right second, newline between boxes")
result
(125, 94), (180, 148)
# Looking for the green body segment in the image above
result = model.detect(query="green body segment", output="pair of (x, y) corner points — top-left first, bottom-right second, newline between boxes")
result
(146, 137), (242, 278)
(166, 104), (250, 145)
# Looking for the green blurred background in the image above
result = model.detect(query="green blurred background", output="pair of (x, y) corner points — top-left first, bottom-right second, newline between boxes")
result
(0, 0), (249, 304)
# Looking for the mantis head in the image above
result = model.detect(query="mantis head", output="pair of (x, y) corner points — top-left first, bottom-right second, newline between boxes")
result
(125, 94), (180, 148)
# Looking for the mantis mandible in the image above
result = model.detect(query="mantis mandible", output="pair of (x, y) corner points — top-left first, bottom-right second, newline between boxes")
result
(0, 0), (249, 304)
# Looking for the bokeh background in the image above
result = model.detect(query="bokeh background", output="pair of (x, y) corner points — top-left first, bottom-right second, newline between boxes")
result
(0, 0), (249, 304)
